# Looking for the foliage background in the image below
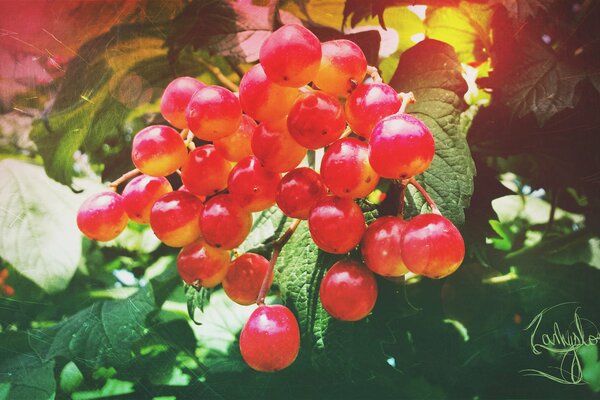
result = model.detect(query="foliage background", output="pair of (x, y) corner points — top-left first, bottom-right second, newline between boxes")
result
(1, 0), (600, 398)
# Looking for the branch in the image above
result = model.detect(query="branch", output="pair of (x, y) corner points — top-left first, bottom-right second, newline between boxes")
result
(197, 58), (239, 92)
(109, 168), (141, 191)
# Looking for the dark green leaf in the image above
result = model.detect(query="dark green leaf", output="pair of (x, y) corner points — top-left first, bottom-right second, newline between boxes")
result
(0, 354), (55, 400)
(185, 286), (213, 325)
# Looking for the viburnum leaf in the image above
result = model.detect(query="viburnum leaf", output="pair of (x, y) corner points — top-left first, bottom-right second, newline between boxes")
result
(0, 355), (56, 400)
(390, 39), (475, 225)
(237, 206), (289, 254)
(491, 0), (555, 22)
(29, 285), (156, 368)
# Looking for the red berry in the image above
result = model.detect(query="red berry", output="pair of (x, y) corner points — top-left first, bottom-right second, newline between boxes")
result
(77, 191), (128, 242)
(131, 125), (187, 177)
(313, 39), (367, 98)
(223, 253), (272, 305)
(150, 191), (203, 247)
(186, 85), (241, 140)
(200, 195), (252, 250)
(177, 240), (230, 287)
(401, 214), (465, 278)
(214, 114), (256, 162)
(181, 145), (232, 196)
(252, 118), (306, 172)
(361, 216), (409, 277)
(308, 195), (365, 254)
(276, 167), (326, 220)
(122, 174), (172, 224)
(259, 24), (321, 88)
(160, 77), (205, 129)
(228, 156), (281, 212)
(345, 83), (401, 138)
(369, 114), (435, 179)
(240, 305), (300, 372)
(319, 259), (377, 321)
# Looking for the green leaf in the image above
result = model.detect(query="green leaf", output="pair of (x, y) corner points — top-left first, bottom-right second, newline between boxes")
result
(237, 206), (289, 254)
(0, 159), (101, 293)
(185, 285), (214, 325)
(59, 361), (84, 394)
(0, 354), (56, 400)
(390, 39), (475, 225)
(29, 285), (156, 369)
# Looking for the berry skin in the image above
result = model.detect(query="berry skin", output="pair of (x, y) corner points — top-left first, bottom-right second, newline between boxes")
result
(369, 114), (435, 179)
(320, 138), (379, 198)
(287, 91), (346, 149)
(259, 24), (321, 88)
(276, 167), (327, 220)
(160, 76), (205, 129)
(150, 191), (203, 247)
(313, 39), (367, 98)
(228, 156), (281, 212)
(131, 125), (187, 177)
(214, 114), (256, 162)
(345, 83), (401, 138)
(239, 64), (299, 122)
(122, 175), (172, 224)
(308, 195), (365, 254)
(200, 195), (252, 250)
(77, 191), (128, 241)
(240, 305), (300, 372)
(400, 213), (465, 279)
(319, 259), (378, 321)
(181, 145), (232, 196)
(185, 85), (242, 140)
(361, 216), (409, 277)
(252, 118), (307, 172)
(177, 240), (230, 287)
(223, 253), (272, 305)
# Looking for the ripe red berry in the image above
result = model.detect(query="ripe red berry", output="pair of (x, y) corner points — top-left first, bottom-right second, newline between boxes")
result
(361, 216), (409, 277)
(287, 91), (346, 149)
(259, 24), (321, 88)
(180, 145), (232, 196)
(228, 156), (281, 212)
(160, 76), (205, 129)
(276, 167), (326, 220)
(223, 253), (272, 305)
(252, 118), (307, 172)
(401, 214), (465, 278)
(369, 114), (435, 179)
(320, 138), (379, 198)
(176, 240), (230, 287)
(77, 191), (128, 241)
(150, 191), (203, 247)
(214, 114), (256, 162)
(240, 305), (300, 372)
(308, 195), (365, 254)
(319, 259), (377, 321)
(186, 85), (241, 140)
(313, 39), (367, 98)
(122, 174), (172, 224)
(345, 83), (401, 138)
(200, 195), (252, 250)
(131, 125), (187, 177)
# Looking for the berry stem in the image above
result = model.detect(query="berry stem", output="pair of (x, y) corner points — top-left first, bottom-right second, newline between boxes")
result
(256, 219), (301, 305)
(183, 129), (196, 150)
(197, 58), (239, 92)
(408, 177), (441, 215)
(340, 125), (352, 139)
(109, 168), (141, 191)
(397, 179), (408, 218)
(397, 92), (416, 114)
(366, 66), (383, 83)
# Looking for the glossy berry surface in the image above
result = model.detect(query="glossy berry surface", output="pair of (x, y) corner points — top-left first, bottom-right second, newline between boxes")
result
(320, 138), (379, 198)
(252, 118), (306, 172)
(160, 76), (205, 129)
(276, 167), (326, 220)
(369, 114), (435, 179)
(122, 174), (172, 224)
(240, 305), (300, 372)
(345, 83), (401, 138)
(287, 91), (346, 149)
(181, 145), (232, 196)
(200, 195), (252, 250)
(239, 64), (299, 122)
(361, 216), (409, 277)
(223, 253), (272, 305)
(401, 213), (465, 279)
(319, 259), (378, 321)
(313, 39), (367, 98)
(308, 195), (365, 254)
(185, 85), (241, 140)
(131, 125), (187, 177)
(228, 156), (281, 212)
(176, 240), (230, 287)
(150, 191), (203, 247)
(214, 114), (256, 162)
(77, 191), (128, 242)
(259, 24), (321, 88)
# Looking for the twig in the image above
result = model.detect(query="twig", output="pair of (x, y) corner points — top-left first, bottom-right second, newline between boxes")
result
(109, 168), (141, 191)
(408, 177), (440, 215)
(197, 58), (239, 92)
(256, 219), (301, 305)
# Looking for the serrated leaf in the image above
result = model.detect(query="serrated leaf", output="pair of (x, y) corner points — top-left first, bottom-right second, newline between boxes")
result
(0, 354), (56, 400)
(29, 285), (156, 368)
(185, 285), (214, 325)
(0, 159), (102, 293)
(491, 0), (554, 22)
(390, 39), (475, 225)
(236, 206), (289, 254)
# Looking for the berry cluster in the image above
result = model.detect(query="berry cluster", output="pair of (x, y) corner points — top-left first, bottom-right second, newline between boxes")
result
(76, 24), (465, 373)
